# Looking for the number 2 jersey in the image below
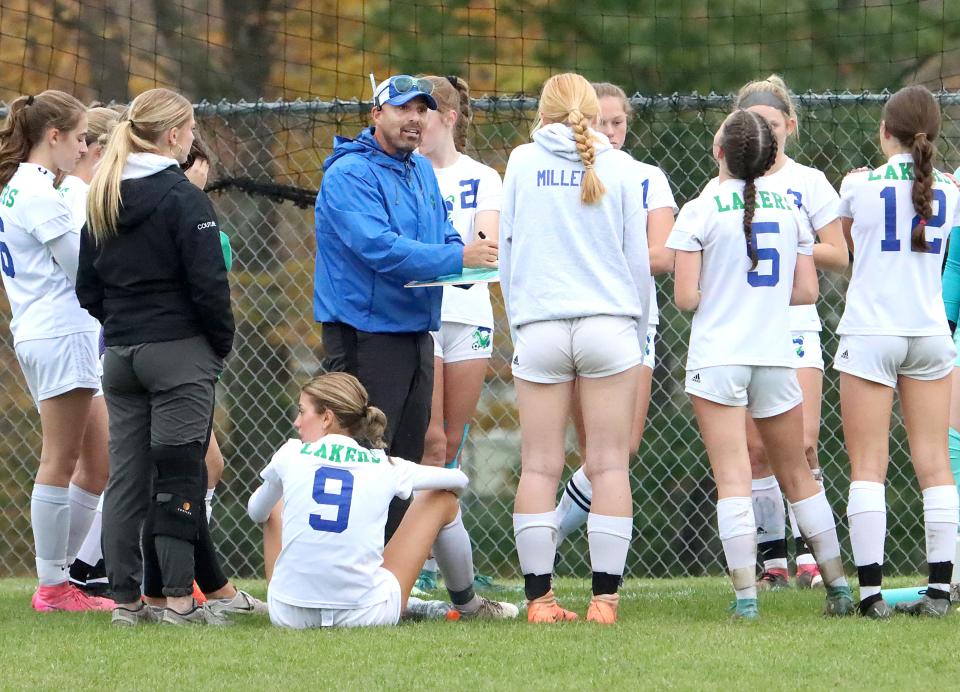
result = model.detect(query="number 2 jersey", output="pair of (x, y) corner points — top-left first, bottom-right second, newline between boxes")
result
(434, 153), (502, 329)
(666, 177), (814, 369)
(0, 163), (98, 345)
(259, 434), (424, 609)
(838, 153), (960, 337)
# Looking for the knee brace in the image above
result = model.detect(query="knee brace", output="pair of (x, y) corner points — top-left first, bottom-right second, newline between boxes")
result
(149, 443), (204, 543)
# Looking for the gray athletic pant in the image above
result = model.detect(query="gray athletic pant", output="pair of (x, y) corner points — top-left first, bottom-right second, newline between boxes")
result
(100, 336), (222, 603)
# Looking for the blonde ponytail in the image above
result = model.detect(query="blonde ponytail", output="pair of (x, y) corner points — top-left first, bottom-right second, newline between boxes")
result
(538, 73), (606, 205)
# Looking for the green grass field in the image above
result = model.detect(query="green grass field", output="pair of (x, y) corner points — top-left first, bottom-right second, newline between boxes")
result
(2, 576), (958, 690)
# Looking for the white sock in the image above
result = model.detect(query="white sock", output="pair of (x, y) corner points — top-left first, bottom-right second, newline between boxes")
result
(433, 510), (478, 609)
(587, 513), (632, 577)
(953, 534), (960, 585)
(66, 484), (99, 565)
(31, 484), (71, 586)
(751, 475), (786, 571)
(788, 490), (847, 587)
(847, 481), (886, 601)
(513, 512), (557, 577)
(555, 467), (592, 544)
(205, 487), (216, 523)
(717, 497), (757, 601)
(923, 485), (959, 593)
(423, 557), (438, 573)
(790, 470), (824, 567)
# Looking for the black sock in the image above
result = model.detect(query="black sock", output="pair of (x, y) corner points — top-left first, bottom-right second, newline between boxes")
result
(523, 573), (551, 601)
(592, 571), (621, 596)
(758, 538), (787, 567)
(857, 592), (882, 615)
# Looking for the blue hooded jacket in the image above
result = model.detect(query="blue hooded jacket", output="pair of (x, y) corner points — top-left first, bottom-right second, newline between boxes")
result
(314, 127), (464, 333)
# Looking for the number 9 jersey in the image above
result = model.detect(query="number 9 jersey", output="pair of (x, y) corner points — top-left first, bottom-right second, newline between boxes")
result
(259, 434), (421, 610)
(838, 153), (960, 337)
(667, 178), (814, 370)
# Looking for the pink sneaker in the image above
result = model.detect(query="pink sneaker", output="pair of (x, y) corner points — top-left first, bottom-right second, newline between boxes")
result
(32, 582), (115, 612)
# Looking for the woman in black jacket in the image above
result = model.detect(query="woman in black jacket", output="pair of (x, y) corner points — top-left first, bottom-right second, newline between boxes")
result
(77, 88), (234, 626)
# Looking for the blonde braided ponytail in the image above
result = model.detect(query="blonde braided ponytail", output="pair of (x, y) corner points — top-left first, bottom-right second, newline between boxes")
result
(568, 109), (604, 204)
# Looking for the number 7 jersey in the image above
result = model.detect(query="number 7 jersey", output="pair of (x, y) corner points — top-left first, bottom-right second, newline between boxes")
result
(838, 153), (960, 337)
(260, 434), (419, 609)
(666, 177), (814, 369)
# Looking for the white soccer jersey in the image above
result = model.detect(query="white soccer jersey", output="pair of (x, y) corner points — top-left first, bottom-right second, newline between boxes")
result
(837, 153), (959, 336)
(261, 434), (419, 609)
(58, 175), (90, 233)
(667, 177), (815, 369)
(0, 164), (99, 344)
(434, 154), (501, 328)
(703, 158), (840, 332)
(635, 161), (678, 328)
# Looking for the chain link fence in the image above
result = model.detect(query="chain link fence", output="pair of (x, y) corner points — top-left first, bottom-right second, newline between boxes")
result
(2, 92), (959, 580)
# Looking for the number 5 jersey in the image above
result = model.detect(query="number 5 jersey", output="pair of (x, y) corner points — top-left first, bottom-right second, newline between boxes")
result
(838, 152), (960, 337)
(666, 177), (815, 370)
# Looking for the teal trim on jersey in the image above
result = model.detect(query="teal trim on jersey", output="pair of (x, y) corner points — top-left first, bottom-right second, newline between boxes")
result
(949, 427), (960, 490)
(943, 226), (960, 325)
(220, 231), (232, 272)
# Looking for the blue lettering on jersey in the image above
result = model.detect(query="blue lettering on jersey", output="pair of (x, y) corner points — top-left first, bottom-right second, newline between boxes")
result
(309, 467), (354, 533)
(536, 169), (583, 188)
(0, 216), (14, 279)
(459, 179), (479, 209)
(787, 188), (803, 210)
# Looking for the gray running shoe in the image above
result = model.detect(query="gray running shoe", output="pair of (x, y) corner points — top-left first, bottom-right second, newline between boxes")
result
(111, 603), (160, 626)
(894, 593), (951, 617)
(860, 598), (892, 620)
(823, 585), (855, 616)
(459, 597), (520, 620)
(206, 589), (267, 617)
(756, 569), (789, 591)
(161, 602), (231, 626)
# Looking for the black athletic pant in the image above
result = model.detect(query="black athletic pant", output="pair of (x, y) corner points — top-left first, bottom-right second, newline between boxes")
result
(321, 323), (434, 541)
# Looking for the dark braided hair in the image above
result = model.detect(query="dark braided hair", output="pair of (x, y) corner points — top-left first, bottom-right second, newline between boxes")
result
(882, 85), (940, 252)
(719, 110), (779, 269)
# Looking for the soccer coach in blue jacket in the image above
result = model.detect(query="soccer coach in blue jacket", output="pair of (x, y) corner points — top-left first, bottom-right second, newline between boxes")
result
(314, 75), (497, 535)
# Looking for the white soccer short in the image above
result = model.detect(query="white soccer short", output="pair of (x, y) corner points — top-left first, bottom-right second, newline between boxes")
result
(15, 331), (102, 405)
(641, 327), (657, 370)
(267, 568), (402, 629)
(685, 364), (803, 418)
(790, 330), (824, 371)
(833, 334), (956, 388)
(511, 315), (644, 384)
(431, 322), (493, 363)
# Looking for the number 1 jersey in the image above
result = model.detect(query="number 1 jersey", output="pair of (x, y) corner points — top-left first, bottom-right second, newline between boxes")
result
(838, 153), (960, 336)
(260, 434), (418, 609)
(667, 178), (814, 370)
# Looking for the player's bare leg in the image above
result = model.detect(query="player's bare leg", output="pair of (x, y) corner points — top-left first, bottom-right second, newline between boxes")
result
(514, 378), (577, 622)
(840, 373), (894, 618)
(755, 403), (852, 615)
(896, 374), (957, 616)
(691, 396), (757, 619)
(579, 365), (639, 623)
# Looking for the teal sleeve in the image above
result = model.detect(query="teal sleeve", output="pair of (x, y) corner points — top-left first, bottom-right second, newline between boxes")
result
(943, 226), (960, 324)
(219, 230), (233, 272)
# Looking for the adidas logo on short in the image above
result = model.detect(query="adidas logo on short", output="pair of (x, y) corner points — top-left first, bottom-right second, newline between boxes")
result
(512, 355), (519, 365)
(691, 373), (701, 383)
(840, 350), (849, 359)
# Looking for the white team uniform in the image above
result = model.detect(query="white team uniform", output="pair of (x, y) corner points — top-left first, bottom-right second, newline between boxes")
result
(0, 164), (100, 403)
(704, 158), (840, 371)
(430, 154), (501, 363)
(667, 177), (815, 417)
(635, 161), (678, 370)
(58, 174), (90, 234)
(834, 153), (959, 386)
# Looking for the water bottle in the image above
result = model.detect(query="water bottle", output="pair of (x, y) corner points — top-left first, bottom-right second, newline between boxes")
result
(405, 596), (461, 621)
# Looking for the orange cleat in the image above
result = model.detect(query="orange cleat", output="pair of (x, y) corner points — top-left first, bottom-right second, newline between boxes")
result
(586, 593), (619, 624)
(192, 581), (207, 604)
(527, 589), (578, 623)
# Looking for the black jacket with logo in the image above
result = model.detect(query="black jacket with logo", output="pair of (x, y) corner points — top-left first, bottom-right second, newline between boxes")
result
(76, 166), (234, 358)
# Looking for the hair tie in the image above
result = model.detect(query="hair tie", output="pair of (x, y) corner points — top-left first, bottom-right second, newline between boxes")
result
(25, 95), (34, 106)
(446, 75), (459, 89)
(917, 218), (928, 228)
(915, 132), (927, 140)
